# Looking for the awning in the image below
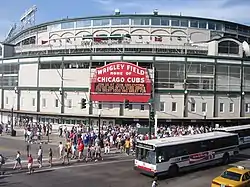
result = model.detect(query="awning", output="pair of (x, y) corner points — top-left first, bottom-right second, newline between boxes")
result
(82, 35), (93, 39)
(109, 34), (123, 38)
(95, 34), (108, 38)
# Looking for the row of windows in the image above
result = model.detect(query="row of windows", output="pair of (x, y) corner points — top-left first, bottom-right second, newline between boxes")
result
(157, 101), (241, 114)
(0, 65), (19, 74)
(47, 18), (226, 31)
(156, 135), (238, 162)
(39, 61), (152, 69)
(0, 76), (18, 86)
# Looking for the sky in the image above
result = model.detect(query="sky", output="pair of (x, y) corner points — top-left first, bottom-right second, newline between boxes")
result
(0, 0), (250, 40)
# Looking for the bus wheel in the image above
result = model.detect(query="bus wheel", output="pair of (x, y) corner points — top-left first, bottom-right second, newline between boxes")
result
(222, 153), (230, 165)
(168, 164), (179, 177)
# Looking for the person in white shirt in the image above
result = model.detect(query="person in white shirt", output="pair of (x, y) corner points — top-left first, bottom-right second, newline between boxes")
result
(58, 142), (64, 160)
(13, 151), (22, 170)
(37, 146), (43, 168)
(152, 177), (158, 187)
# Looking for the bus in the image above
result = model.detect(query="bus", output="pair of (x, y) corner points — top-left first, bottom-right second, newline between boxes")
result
(134, 132), (239, 177)
(214, 124), (250, 148)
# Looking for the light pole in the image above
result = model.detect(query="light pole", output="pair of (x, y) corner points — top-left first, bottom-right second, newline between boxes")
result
(98, 109), (101, 140)
(11, 86), (18, 136)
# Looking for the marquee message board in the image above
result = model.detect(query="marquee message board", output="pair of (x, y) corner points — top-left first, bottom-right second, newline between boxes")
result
(90, 62), (152, 102)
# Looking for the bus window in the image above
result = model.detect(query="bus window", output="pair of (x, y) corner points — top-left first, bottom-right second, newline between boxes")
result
(136, 148), (156, 165)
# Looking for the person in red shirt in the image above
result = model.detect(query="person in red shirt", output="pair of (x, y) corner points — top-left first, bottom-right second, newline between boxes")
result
(27, 154), (34, 175)
(77, 143), (84, 161)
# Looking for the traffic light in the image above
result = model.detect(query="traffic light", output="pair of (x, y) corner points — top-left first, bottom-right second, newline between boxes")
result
(150, 110), (155, 121)
(124, 99), (130, 109)
(81, 98), (87, 109)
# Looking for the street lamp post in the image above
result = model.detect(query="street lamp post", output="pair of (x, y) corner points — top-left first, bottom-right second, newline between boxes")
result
(98, 110), (101, 140)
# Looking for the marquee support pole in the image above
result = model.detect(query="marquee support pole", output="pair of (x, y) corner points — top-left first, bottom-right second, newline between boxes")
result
(149, 103), (152, 140)
(154, 114), (157, 138)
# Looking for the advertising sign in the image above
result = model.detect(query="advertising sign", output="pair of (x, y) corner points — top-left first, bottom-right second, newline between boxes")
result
(189, 151), (215, 164)
(90, 62), (152, 102)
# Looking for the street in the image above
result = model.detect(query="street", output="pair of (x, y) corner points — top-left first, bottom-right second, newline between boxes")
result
(1, 149), (250, 187)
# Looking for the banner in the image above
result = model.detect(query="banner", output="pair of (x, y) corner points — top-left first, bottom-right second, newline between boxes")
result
(90, 62), (152, 102)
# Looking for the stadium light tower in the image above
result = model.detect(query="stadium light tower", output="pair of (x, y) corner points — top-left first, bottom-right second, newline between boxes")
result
(20, 5), (37, 29)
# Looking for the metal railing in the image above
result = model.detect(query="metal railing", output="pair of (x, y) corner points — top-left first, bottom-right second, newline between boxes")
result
(14, 43), (208, 57)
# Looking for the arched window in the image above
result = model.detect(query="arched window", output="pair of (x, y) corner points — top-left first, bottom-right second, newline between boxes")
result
(218, 40), (239, 54)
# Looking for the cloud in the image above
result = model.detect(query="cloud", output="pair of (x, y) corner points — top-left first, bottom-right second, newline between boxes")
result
(92, 0), (250, 24)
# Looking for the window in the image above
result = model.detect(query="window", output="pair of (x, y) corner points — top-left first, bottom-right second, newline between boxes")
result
(98, 103), (102, 109)
(32, 98), (36, 107)
(202, 103), (207, 113)
(246, 103), (250, 113)
(108, 103), (113, 109)
(61, 22), (74, 29)
(140, 105), (145, 111)
(151, 18), (160, 25)
(216, 23), (223, 31)
(93, 19), (110, 26)
(220, 103), (224, 112)
(172, 102), (177, 112)
(208, 22), (215, 30)
(76, 20), (91, 27)
(199, 21), (207, 29)
(171, 20), (180, 26)
(160, 102), (165, 112)
(161, 18), (169, 26)
(129, 104), (133, 110)
(111, 18), (129, 25)
(131, 18), (149, 25)
(218, 40), (239, 54)
(229, 103), (234, 113)
(191, 102), (196, 112)
(5, 97), (8, 105)
(190, 20), (198, 28)
(68, 99), (72, 108)
(180, 20), (188, 27)
(55, 99), (59, 108)
(42, 98), (46, 107)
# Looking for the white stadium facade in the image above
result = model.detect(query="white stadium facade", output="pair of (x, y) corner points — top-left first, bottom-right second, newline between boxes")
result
(1, 10), (250, 126)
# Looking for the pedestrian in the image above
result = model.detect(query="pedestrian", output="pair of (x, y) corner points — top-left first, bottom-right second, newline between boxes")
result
(13, 151), (22, 170)
(0, 124), (3, 136)
(58, 142), (64, 160)
(94, 143), (103, 162)
(62, 145), (70, 165)
(85, 145), (92, 162)
(78, 142), (84, 161)
(0, 154), (5, 175)
(48, 148), (53, 167)
(27, 154), (34, 175)
(37, 146), (43, 168)
(71, 143), (77, 159)
(125, 138), (131, 155)
(104, 139), (110, 154)
(152, 177), (159, 187)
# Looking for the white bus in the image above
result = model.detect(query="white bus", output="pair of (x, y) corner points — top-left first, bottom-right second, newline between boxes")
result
(214, 124), (250, 148)
(134, 132), (239, 177)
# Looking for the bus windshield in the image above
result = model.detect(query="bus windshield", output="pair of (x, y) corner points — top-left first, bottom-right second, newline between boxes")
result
(136, 147), (156, 165)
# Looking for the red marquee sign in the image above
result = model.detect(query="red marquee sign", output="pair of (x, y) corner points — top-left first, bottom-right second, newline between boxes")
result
(90, 62), (152, 103)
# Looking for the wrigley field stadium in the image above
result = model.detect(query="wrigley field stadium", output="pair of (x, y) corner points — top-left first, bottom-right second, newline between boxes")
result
(1, 8), (250, 127)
